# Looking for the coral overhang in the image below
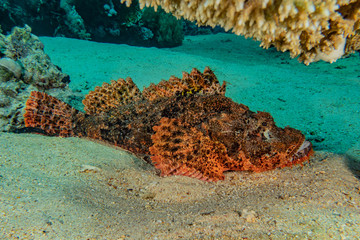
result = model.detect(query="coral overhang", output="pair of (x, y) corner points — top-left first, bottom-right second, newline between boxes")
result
(121, 0), (360, 65)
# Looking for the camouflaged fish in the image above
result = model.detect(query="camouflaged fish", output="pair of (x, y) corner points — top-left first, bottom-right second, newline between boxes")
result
(24, 67), (313, 181)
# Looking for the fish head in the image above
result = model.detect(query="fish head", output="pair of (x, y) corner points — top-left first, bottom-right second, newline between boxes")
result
(239, 111), (313, 171)
(208, 111), (313, 171)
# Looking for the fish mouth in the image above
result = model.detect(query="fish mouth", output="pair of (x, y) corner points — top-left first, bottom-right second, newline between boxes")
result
(291, 140), (313, 162)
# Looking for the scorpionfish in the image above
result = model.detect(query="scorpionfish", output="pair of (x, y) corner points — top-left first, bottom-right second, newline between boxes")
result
(24, 67), (313, 181)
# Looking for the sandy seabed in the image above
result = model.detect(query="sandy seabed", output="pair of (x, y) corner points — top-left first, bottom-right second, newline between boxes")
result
(1, 33), (360, 239)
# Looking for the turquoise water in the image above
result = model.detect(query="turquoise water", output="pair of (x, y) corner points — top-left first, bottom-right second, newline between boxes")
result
(40, 34), (360, 155)
(1, 1), (360, 239)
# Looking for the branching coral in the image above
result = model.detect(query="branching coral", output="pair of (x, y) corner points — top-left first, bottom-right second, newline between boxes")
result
(121, 0), (360, 64)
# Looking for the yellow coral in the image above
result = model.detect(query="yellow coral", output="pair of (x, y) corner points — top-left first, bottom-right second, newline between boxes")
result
(121, 0), (360, 64)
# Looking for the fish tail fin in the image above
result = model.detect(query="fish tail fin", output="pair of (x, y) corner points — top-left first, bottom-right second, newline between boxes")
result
(24, 91), (81, 137)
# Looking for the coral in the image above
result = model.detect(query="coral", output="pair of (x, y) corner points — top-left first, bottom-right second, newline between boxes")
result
(24, 67), (313, 181)
(121, 0), (360, 65)
(141, 7), (184, 47)
(139, 26), (154, 40)
(82, 77), (143, 115)
(0, 80), (32, 131)
(0, 25), (70, 89)
(3, 25), (44, 60)
(0, 0), (184, 47)
(0, 58), (23, 81)
(142, 67), (226, 101)
(60, 0), (91, 40)
(122, 2), (144, 27)
(103, 0), (118, 17)
(0, 26), (73, 132)
(345, 31), (360, 54)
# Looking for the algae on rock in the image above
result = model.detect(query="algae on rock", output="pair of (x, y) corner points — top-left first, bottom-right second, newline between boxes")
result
(1, 25), (70, 89)
(0, 25), (74, 132)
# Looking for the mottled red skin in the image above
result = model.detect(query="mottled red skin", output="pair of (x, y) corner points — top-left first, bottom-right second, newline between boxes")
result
(24, 68), (312, 181)
(24, 92), (312, 181)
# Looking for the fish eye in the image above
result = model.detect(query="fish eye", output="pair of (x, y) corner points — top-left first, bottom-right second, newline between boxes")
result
(262, 122), (267, 126)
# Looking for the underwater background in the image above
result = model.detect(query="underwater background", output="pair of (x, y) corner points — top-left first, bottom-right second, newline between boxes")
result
(1, 0), (360, 239)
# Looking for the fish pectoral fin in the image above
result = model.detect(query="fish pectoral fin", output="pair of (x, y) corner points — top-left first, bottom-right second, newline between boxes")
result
(149, 117), (228, 182)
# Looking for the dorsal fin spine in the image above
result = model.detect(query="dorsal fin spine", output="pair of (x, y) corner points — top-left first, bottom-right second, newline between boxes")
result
(82, 77), (142, 115)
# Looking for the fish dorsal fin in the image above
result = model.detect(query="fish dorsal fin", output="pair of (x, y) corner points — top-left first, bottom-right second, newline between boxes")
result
(83, 77), (142, 115)
(142, 67), (226, 101)
(142, 76), (185, 101)
(183, 67), (226, 95)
